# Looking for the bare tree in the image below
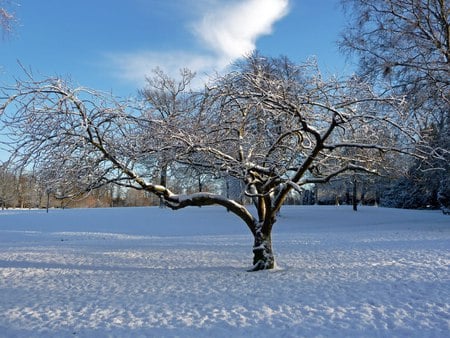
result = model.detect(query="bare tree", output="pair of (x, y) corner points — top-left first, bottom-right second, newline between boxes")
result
(0, 55), (423, 270)
(339, 0), (450, 208)
(340, 0), (449, 112)
(139, 67), (197, 206)
(0, 0), (16, 37)
(0, 163), (15, 209)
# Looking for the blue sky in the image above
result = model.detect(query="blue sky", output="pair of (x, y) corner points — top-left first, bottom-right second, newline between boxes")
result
(1, 0), (352, 97)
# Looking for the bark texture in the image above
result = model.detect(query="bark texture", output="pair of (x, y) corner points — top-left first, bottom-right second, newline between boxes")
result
(250, 231), (275, 271)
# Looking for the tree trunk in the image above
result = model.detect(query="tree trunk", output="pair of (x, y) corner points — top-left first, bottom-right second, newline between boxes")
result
(250, 230), (275, 271)
(46, 192), (50, 213)
(352, 176), (358, 211)
(159, 165), (167, 208)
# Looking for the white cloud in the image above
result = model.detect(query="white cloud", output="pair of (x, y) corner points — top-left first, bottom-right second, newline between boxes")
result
(106, 0), (290, 88)
(192, 0), (289, 62)
(105, 51), (219, 88)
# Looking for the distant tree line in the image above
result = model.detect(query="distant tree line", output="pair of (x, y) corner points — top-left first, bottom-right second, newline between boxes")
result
(0, 153), (434, 211)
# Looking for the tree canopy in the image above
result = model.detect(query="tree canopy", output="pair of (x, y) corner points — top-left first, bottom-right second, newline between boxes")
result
(0, 54), (428, 270)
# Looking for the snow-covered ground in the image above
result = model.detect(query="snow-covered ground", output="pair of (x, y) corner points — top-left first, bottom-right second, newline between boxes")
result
(0, 205), (449, 337)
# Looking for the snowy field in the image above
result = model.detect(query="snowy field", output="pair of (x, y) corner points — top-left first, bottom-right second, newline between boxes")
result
(0, 205), (449, 337)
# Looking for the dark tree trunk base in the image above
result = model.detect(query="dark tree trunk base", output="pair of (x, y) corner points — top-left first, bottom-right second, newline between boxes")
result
(249, 232), (275, 271)
(248, 260), (275, 272)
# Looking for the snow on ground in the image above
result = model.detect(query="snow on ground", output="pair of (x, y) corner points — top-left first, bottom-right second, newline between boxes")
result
(0, 205), (449, 337)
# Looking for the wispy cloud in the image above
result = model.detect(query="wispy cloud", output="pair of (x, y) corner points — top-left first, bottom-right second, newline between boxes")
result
(192, 0), (289, 62)
(106, 0), (290, 87)
(105, 51), (219, 87)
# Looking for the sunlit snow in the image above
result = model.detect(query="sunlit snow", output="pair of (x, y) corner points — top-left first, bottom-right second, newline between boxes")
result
(0, 206), (449, 337)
